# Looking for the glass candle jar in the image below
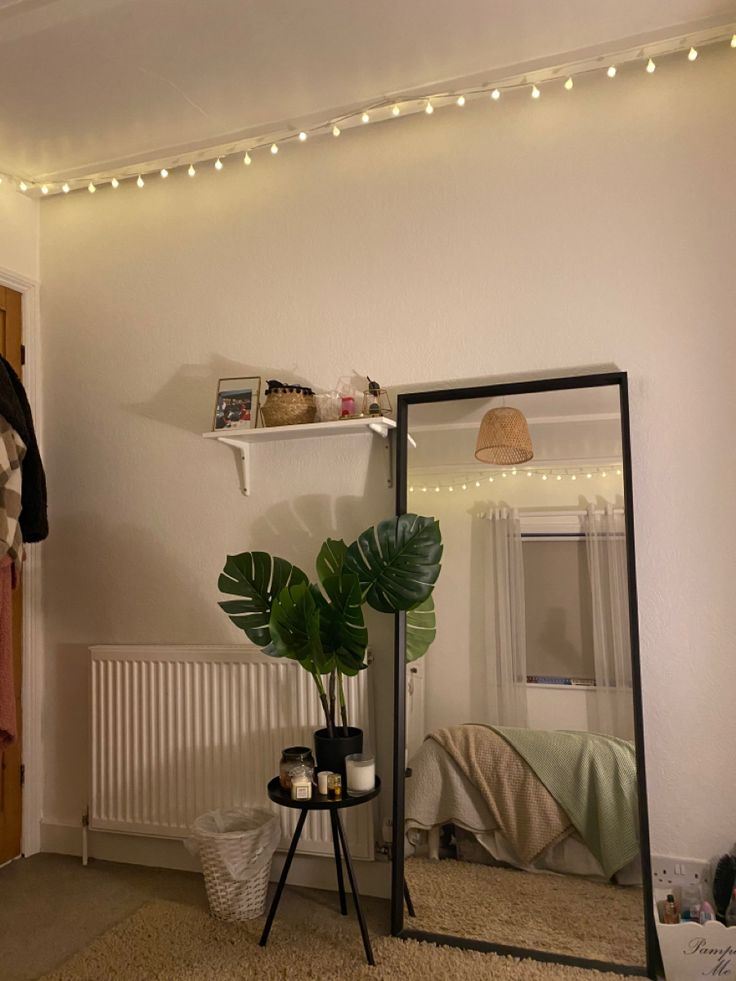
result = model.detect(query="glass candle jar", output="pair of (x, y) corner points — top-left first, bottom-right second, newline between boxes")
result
(345, 753), (375, 796)
(290, 764), (313, 802)
(279, 746), (315, 790)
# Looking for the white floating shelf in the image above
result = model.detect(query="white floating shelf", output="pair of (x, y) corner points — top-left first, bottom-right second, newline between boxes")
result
(203, 417), (398, 495)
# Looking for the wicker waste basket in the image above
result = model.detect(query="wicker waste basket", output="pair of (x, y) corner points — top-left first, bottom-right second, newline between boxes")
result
(189, 807), (281, 921)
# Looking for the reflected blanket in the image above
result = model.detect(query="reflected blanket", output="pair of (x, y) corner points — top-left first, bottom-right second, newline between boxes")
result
(429, 725), (571, 863)
(491, 726), (639, 878)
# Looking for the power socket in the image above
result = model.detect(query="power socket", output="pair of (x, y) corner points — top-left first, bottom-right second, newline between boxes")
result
(652, 854), (711, 891)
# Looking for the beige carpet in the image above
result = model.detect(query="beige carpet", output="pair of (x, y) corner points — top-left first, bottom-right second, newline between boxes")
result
(405, 857), (646, 967)
(41, 898), (642, 981)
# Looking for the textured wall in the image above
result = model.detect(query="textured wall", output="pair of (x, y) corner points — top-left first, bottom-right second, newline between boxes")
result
(0, 188), (39, 281)
(39, 45), (736, 861)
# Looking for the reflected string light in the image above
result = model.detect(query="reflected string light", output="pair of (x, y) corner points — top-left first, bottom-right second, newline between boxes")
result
(491, 88), (501, 100)
(688, 47), (699, 61)
(564, 77), (574, 90)
(646, 58), (656, 73)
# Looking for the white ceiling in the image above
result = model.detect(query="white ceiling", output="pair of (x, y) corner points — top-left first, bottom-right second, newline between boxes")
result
(0, 0), (733, 180)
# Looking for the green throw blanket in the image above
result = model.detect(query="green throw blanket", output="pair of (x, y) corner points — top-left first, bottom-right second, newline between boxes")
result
(491, 726), (639, 879)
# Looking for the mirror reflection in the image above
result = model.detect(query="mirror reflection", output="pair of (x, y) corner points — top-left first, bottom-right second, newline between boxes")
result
(403, 384), (646, 967)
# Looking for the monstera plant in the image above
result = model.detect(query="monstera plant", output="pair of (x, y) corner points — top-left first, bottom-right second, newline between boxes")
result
(218, 514), (442, 744)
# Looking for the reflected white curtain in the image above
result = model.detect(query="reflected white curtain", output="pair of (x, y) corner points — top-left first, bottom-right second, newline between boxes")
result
(583, 505), (634, 740)
(485, 508), (528, 727)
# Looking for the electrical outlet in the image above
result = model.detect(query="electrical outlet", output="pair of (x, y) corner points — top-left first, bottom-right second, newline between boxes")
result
(652, 854), (711, 890)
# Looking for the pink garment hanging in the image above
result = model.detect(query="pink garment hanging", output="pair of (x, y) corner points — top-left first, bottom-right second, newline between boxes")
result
(0, 555), (15, 748)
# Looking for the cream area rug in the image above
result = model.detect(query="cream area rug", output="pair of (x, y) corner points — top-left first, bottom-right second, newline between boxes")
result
(405, 857), (646, 967)
(42, 898), (642, 981)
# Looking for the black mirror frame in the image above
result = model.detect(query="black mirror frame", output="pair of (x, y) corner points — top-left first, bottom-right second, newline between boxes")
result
(391, 370), (657, 979)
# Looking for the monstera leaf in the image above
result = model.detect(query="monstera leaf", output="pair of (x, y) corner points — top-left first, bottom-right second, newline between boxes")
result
(345, 514), (443, 614)
(269, 582), (328, 671)
(314, 573), (367, 673)
(406, 595), (436, 662)
(218, 552), (308, 648)
(316, 538), (348, 585)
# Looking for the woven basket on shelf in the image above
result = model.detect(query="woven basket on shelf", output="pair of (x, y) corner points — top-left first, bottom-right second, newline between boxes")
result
(261, 389), (317, 427)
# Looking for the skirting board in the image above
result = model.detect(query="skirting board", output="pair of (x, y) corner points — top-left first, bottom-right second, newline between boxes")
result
(39, 822), (391, 899)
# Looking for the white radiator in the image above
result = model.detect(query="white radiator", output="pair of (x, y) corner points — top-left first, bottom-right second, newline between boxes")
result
(89, 645), (375, 860)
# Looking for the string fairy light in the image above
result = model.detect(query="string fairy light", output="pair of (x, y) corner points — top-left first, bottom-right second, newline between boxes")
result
(7, 29), (731, 197)
(407, 463), (625, 495)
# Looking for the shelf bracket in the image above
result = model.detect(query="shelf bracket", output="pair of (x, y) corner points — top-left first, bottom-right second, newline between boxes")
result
(218, 438), (251, 496)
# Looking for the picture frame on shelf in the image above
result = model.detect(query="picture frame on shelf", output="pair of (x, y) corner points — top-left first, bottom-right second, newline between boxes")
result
(212, 376), (261, 431)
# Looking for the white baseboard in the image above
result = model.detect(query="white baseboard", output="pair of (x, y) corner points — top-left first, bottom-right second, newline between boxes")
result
(40, 822), (390, 899)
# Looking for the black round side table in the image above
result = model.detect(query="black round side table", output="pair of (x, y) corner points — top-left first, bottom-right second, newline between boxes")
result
(259, 775), (381, 966)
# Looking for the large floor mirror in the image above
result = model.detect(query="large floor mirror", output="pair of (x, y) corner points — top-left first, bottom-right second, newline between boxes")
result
(391, 372), (656, 977)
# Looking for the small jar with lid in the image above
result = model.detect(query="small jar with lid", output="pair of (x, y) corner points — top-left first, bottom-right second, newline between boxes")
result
(279, 746), (315, 790)
(290, 764), (313, 802)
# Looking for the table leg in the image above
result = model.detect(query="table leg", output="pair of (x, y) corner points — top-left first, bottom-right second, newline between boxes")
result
(403, 877), (416, 918)
(334, 810), (375, 966)
(259, 809), (308, 947)
(329, 809), (348, 915)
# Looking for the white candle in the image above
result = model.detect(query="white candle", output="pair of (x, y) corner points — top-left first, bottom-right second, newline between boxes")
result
(345, 754), (375, 795)
(317, 770), (332, 796)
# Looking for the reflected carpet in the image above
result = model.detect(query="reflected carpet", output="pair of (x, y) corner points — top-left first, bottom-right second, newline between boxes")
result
(405, 857), (646, 967)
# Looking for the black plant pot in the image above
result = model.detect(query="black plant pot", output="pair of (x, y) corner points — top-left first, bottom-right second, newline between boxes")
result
(313, 726), (363, 779)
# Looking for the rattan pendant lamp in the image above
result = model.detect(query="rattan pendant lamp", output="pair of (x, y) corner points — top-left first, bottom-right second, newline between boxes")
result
(474, 404), (533, 465)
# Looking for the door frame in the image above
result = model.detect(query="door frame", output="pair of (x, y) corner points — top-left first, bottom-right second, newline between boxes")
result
(0, 264), (43, 857)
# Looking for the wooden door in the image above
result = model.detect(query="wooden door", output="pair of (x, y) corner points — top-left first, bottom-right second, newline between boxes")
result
(0, 285), (22, 865)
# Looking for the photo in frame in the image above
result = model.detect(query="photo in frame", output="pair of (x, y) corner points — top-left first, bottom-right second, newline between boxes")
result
(212, 376), (261, 431)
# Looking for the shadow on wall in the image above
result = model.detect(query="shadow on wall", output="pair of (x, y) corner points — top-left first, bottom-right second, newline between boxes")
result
(44, 514), (216, 642)
(128, 355), (371, 437)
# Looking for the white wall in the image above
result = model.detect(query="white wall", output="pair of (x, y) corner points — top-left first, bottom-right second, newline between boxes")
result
(0, 183), (39, 281)
(0, 186), (39, 282)
(38, 46), (736, 864)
